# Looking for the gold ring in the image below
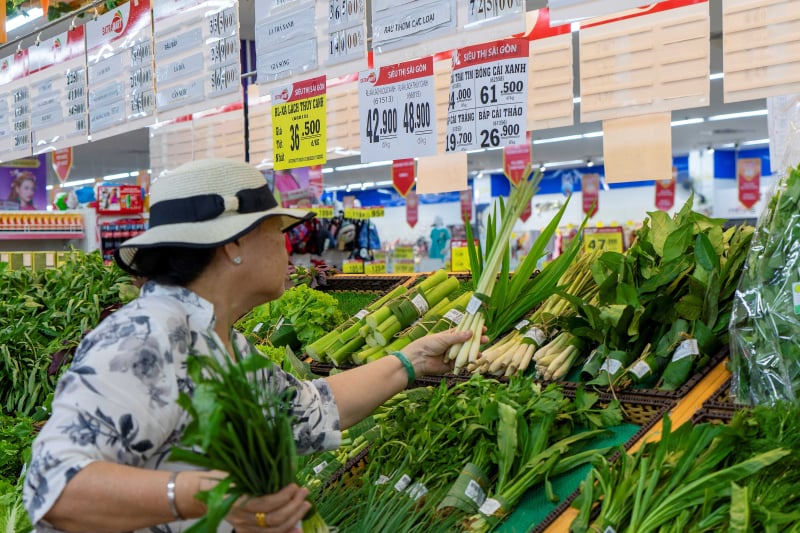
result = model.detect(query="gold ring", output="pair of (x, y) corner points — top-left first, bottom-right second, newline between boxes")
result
(255, 512), (268, 528)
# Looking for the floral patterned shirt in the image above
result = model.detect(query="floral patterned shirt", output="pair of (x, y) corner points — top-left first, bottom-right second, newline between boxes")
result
(23, 282), (341, 533)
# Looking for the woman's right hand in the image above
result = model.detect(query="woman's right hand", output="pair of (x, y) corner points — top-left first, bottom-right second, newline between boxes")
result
(225, 483), (311, 533)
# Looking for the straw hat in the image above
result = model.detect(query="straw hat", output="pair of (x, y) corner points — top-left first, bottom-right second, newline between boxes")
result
(115, 158), (313, 271)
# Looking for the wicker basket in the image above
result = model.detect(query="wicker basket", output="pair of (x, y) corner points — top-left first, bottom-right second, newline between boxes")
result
(691, 407), (738, 425)
(702, 377), (751, 411)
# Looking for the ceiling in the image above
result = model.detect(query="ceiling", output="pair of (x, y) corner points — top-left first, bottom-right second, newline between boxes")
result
(3, 0), (769, 189)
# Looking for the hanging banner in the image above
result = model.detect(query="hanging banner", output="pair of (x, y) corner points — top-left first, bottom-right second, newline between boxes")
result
(153, 0), (242, 122)
(445, 38), (529, 153)
(52, 148), (73, 184)
(85, 0), (155, 141)
(655, 167), (676, 211)
(406, 188), (418, 228)
(392, 158), (416, 197)
(502, 139), (531, 185)
(358, 57), (437, 163)
(582, 173), (599, 217)
(460, 189), (473, 222)
(737, 158), (761, 210)
(308, 165), (323, 199)
(271, 75), (327, 170)
(519, 201), (532, 222)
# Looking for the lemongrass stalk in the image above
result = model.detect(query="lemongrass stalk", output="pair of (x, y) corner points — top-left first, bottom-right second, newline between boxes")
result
(366, 307), (392, 329)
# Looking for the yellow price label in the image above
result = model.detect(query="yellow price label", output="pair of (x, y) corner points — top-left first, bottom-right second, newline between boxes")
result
(364, 261), (386, 274)
(271, 75), (327, 170)
(368, 207), (385, 218)
(342, 259), (364, 273)
(450, 239), (477, 272)
(393, 260), (415, 273)
(394, 246), (414, 259)
(582, 227), (624, 254)
(314, 206), (335, 218)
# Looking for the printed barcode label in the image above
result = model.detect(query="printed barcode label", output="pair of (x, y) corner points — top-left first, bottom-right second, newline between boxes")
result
(411, 294), (429, 316)
(252, 322), (264, 333)
(355, 309), (369, 320)
(467, 295), (482, 315)
(629, 360), (652, 379)
(514, 319), (530, 330)
(523, 327), (546, 345)
(275, 317), (285, 329)
(600, 358), (623, 375)
(465, 479), (486, 506)
(394, 474), (412, 492)
(673, 339), (699, 362)
(313, 461), (328, 475)
(407, 482), (428, 501)
(793, 282), (800, 314)
(444, 308), (465, 325)
(478, 497), (501, 516)
(375, 475), (390, 485)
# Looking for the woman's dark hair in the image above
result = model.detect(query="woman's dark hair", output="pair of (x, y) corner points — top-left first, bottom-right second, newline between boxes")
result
(125, 246), (217, 286)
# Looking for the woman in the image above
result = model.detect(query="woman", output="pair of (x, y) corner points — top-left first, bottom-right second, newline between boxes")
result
(8, 170), (37, 210)
(24, 159), (475, 533)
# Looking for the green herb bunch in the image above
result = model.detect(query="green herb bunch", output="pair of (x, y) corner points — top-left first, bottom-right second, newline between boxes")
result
(172, 350), (328, 532)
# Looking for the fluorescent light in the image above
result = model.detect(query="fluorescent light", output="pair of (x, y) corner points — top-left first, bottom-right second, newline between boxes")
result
(717, 142), (737, 149)
(62, 178), (96, 188)
(6, 8), (43, 31)
(334, 160), (392, 172)
(543, 159), (584, 168)
(104, 172), (134, 180)
(375, 180), (393, 186)
(709, 72), (724, 80)
(362, 181), (375, 189)
(570, 22), (580, 32)
(708, 109), (768, 121)
(741, 138), (770, 146)
(533, 134), (582, 145)
(321, 168), (334, 174)
(45, 185), (53, 191)
(671, 118), (704, 127)
(583, 131), (603, 138)
(573, 97), (581, 104)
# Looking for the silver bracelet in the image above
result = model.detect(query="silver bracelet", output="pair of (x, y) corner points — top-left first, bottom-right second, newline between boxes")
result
(166, 471), (185, 520)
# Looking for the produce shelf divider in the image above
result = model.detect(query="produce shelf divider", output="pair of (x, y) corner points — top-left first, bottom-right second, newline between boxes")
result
(701, 376), (751, 411)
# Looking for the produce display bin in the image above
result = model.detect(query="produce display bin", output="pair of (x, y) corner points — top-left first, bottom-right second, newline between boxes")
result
(701, 377), (751, 411)
(317, 273), (418, 293)
(512, 392), (675, 533)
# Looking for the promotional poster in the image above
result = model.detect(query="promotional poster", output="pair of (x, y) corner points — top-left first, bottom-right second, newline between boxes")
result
(0, 155), (48, 211)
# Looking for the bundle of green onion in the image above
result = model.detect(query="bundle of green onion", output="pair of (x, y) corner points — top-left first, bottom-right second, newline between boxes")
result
(171, 351), (328, 532)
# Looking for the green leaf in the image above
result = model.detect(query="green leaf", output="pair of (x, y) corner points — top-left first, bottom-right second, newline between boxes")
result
(648, 210), (676, 256)
(729, 482), (750, 533)
(675, 294), (704, 321)
(695, 232), (720, 272)
(496, 402), (518, 491)
(663, 224), (694, 263)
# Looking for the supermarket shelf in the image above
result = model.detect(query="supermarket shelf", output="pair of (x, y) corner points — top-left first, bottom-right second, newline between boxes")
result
(0, 232), (85, 240)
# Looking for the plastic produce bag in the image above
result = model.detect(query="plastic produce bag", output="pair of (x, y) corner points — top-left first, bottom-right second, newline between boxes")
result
(729, 162), (800, 405)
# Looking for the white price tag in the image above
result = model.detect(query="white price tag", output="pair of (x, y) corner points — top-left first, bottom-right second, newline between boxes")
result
(375, 474), (390, 485)
(407, 482), (428, 501)
(354, 309), (370, 320)
(445, 38), (528, 153)
(600, 358), (623, 375)
(629, 360), (652, 379)
(792, 282), (800, 314)
(394, 474), (412, 492)
(411, 294), (430, 316)
(672, 339), (699, 362)
(466, 295), (483, 315)
(275, 317), (285, 330)
(478, 497), (501, 516)
(444, 308), (465, 326)
(514, 319), (530, 331)
(329, 0), (366, 28)
(523, 327), (546, 345)
(467, 0), (523, 24)
(465, 479), (486, 506)
(358, 57), (437, 162)
(328, 24), (366, 65)
(603, 527), (618, 533)
(313, 460), (328, 475)
(252, 322), (265, 333)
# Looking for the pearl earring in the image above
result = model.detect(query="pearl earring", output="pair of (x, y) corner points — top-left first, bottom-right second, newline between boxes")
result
(233, 256), (242, 265)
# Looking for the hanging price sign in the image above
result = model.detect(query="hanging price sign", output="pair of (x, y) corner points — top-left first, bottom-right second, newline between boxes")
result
(344, 207), (385, 219)
(358, 57), (437, 163)
(342, 259), (364, 273)
(467, 0), (523, 24)
(272, 75), (327, 170)
(364, 260), (387, 274)
(445, 38), (528, 153)
(582, 227), (624, 254)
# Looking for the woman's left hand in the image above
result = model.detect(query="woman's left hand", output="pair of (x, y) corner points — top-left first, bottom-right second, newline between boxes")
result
(402, 328), (488, 377)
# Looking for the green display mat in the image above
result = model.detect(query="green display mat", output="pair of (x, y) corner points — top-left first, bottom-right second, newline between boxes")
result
(497, 423), (640, 533)
(329, 291), (380, 317)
